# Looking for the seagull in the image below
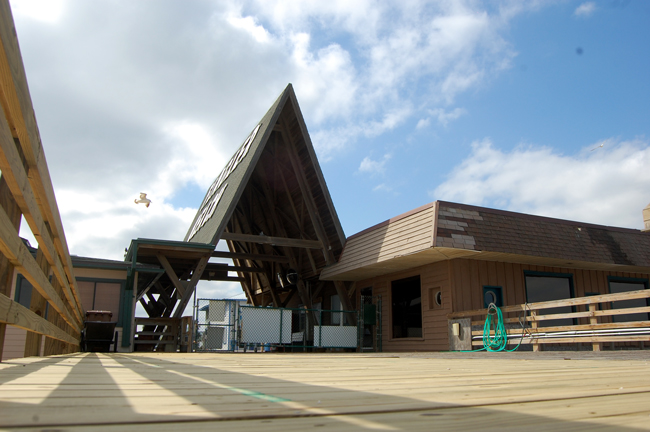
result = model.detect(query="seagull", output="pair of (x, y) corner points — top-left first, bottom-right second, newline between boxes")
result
(134, 192), (151, 207)
(590, 143), (605, 151)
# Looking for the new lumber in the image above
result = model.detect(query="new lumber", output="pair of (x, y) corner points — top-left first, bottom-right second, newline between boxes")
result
(0, 292), (78, 344)
(0, 201), (79, 332)
(0, 0), (82, 319)
(0, 105), (83, 325)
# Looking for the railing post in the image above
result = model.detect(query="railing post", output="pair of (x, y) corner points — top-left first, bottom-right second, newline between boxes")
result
(531, 311), (540, 352)
(588, 303), (601, 352)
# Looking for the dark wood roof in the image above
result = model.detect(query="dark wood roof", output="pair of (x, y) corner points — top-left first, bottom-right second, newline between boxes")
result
(436, 201), (650, 267)
(321, 201), (650, 281)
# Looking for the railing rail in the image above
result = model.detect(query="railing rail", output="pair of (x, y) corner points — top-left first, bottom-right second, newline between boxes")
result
(448, 289), (650, 351)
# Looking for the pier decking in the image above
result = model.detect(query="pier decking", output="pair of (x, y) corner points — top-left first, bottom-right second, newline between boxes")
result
(1, 351), (649, 431)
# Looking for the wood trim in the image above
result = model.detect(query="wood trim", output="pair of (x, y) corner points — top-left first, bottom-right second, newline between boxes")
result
(0, 293), (78, 345)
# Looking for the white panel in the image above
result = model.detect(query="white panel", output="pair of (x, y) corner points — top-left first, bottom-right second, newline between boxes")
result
(240, 308), (291, 344)
(208, 300), (227, 323)
(314, 325), (357, 348)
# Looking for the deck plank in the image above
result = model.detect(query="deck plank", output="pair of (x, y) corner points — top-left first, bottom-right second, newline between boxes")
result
(0, 352), (649, 430)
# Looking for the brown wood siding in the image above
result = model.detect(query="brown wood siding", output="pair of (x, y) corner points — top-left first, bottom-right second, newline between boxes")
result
(449, 258), (650, 313)
(357, 261), (451, 352)
(333, 207), (435, 275)
(355, 258), (649, 352)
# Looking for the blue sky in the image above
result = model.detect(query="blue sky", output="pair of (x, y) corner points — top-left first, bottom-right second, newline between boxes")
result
(9, 0), (650, 301)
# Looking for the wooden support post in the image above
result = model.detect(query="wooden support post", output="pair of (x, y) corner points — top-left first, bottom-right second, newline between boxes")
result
(589, 303), (601, 352)
(531, 311), (540, 352)
(0, 175), (20, 360)
(24, 247), (51, 357)
(173, 255), (210, 319)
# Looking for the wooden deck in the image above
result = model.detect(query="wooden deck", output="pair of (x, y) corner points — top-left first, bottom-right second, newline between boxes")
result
(1, 351), (649, 431)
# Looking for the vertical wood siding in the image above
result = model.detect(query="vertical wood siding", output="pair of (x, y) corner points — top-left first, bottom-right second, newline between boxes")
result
(357, 261), (452, 352)
(358, 258), (649, 352)
(450, 259), (650, 314)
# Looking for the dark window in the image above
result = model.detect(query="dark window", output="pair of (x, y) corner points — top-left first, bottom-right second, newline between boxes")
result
(483, 286), (503, 308)
(525, 273), (574, 327)
(14, 275), (33, 308)
(609, 279), (649, 323)
(391, 276), (422, 338)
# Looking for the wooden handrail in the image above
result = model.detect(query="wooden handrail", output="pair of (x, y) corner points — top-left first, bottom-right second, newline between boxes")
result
(448, 289), (650, 319)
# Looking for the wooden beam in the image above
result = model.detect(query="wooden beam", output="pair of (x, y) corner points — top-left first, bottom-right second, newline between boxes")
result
(156, 254), (186, 297)
(278, 122), (355, 315)
(251, 172), (312, 309)
(226, 240), (257, 307)
(276, 166), (318, 275)
(0, 2), (82, 319)
(0, 174), (20, 360)
(211, 251), (289, 263)
(0, 112), (83, 325)
(230, 202), (281, 307)
(173, 255), (210, 318)
(220, 232), (322, 249)
(0, 201), (79, 331)
(0, 293), (78, 345)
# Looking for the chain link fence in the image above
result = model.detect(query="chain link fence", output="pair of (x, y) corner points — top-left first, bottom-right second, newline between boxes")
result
(239, 306), (358, 350)
(194, 299), (242, 352)
(193, 297), (382, 352)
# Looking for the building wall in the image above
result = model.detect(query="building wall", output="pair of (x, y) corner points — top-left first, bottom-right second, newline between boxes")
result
(449, 259), (650, 313)
(357, 261), (452, 352)
(1, 326), (27, 361)
(358, 258), (650, 352)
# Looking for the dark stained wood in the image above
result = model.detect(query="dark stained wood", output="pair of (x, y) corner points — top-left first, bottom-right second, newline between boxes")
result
(220, 232), (322, 249)
(211, 251), (289, 263)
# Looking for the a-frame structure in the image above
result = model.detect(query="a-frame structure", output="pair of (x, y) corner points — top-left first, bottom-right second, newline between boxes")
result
(127, 84), (355, 328)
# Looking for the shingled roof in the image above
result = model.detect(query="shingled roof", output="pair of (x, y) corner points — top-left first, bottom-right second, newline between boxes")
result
(320, 201), (650, 281)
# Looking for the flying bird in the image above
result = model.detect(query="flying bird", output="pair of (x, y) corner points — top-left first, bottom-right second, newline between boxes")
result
(590, 143), (605, 151)
(134, 193), (151, 207)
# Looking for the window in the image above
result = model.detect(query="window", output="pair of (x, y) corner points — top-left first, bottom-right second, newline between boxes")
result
(391, 276), (422, 338)
(483, 286), (503, 308)
(608, 278), (649, 323)
(525, 273), (574, 327)
(14, 275), (32, 308)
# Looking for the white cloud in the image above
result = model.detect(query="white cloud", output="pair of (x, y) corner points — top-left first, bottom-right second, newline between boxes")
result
(358, 153), (392, 175)
(9, 0), (66, 23)
(424, 107), (467, 127)
(431, 138), (650, 229)
(8, 1), (551, 301)
(227, 14), (272, 43)
(574, 2), (596, 18)
(416, 118), (431, 130)
(373, 183), (394, 193)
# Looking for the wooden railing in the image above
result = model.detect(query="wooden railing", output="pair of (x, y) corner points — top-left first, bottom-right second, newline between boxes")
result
(134, 318), (180, 352)
(448, 289), (650, 351)
(0, 0), (83, 359)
